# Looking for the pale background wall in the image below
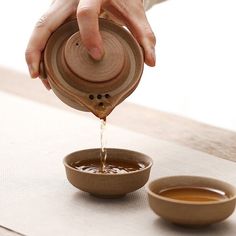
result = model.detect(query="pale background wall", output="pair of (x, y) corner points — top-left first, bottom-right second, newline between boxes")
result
(0, 0), (235, 131)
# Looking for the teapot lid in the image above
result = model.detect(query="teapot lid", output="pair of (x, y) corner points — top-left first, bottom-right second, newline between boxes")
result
(42, 18), (143, 119)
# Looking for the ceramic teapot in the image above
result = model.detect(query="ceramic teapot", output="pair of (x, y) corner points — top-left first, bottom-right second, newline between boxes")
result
(40, 18), (144, 119)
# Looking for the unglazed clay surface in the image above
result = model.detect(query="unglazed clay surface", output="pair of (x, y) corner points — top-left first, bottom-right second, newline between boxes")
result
(41, 19), (144, 118)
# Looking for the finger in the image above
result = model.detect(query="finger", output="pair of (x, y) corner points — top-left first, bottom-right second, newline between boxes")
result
(41, 79), (51, 90)
(137, 22), (156, 67)
(105, 3), (156, 67)
(124, 16), (156, 67)
(123, 22), (156, 66)
(25, 1), (75, 78)
(77, 0), (104, 60)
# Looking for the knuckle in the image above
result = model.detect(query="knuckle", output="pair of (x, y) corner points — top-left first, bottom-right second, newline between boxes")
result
(35, 14), (49, 29)
(25, 49), (33, 63)
(77, 7), (94, 19)
(144, 27), (156, 45)
(25, 48), (41, 64)
(34, 13), (54, 34)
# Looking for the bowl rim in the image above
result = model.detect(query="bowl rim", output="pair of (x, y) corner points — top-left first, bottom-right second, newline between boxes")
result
(146, 175), (236, 205)
(63, 148), (153, 176)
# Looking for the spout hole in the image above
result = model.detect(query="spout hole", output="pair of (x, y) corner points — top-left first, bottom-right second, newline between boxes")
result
(76, 43), (79, 46)
(97, 94), (102, 99)
(89, 95), (94, 100)
(105, 94), (110, 99)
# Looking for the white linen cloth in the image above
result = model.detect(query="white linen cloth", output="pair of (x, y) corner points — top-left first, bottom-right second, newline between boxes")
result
(0, 91), (236, 236)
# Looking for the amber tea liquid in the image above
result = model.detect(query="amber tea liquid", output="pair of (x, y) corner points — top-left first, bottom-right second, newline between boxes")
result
(72, 159), (145, 174)
(159, 186), (228, 202)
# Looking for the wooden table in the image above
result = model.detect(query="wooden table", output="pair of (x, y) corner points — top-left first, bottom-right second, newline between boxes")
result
(0, 66), (236, 235)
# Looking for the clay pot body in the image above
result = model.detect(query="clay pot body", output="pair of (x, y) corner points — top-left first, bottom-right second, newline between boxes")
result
(40, 19), (144, 119)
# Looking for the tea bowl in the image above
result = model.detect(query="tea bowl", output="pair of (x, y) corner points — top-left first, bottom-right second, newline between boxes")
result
(147, 175), (236, 226)
(64, 148), (153, 198)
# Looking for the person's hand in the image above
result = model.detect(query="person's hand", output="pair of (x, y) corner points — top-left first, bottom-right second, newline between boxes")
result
(25, 0), (156, 90)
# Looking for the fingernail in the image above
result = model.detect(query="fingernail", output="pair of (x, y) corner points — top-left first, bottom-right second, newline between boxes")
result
(89, 47), (104, 61)
(41, 79), (51, 90)
(28, 64), (37, 79)
(151, 48), (156, 66)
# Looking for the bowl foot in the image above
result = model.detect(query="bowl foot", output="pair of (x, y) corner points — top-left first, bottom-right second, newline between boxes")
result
(90, 193), (126, 199)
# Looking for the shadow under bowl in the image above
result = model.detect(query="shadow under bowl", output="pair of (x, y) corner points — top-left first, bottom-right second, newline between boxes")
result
(64, 148), (153, 198)
(147, 175), (236, 227)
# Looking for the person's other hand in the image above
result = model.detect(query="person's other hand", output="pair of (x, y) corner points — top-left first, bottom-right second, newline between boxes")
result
(25, 0), (156, 90)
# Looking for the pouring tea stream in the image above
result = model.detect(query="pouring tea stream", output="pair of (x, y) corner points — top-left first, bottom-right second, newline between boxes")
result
(40, 18), (144, 172)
